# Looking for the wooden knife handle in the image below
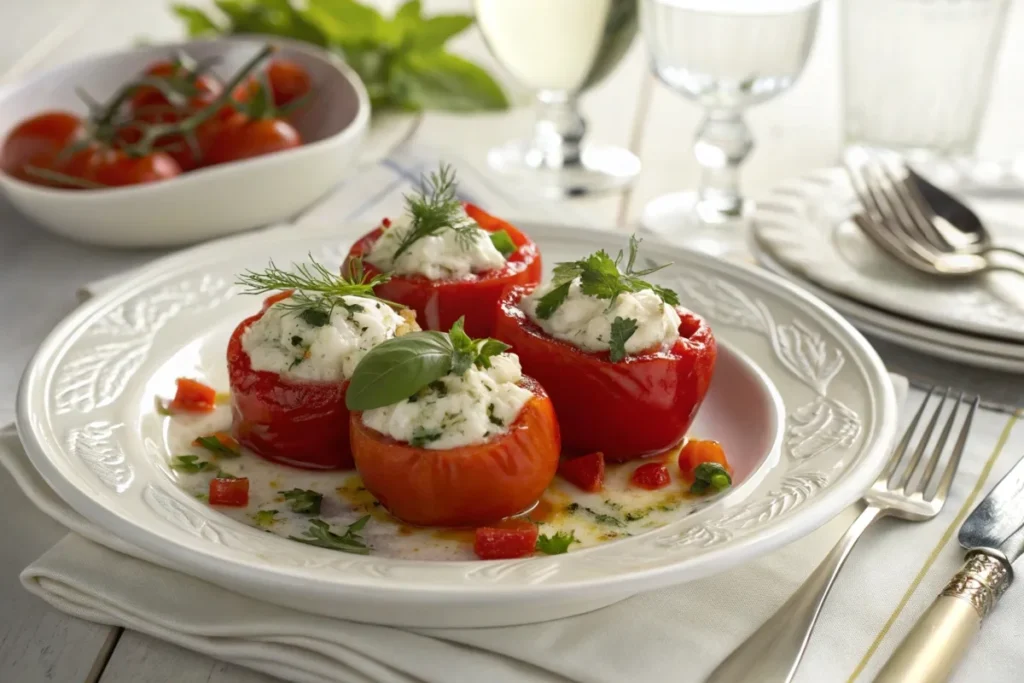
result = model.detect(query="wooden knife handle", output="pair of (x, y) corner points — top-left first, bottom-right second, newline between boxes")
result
(873, 549), (1013, 683)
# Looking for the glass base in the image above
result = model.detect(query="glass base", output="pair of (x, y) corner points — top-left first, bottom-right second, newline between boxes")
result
(487, 140), (641, 199)
(640, 191), (752, 259)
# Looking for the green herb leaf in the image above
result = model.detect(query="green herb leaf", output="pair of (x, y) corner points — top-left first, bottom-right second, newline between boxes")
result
(280, 488), (323, 514)
(410, 428), (443, 448)
(212, 0), (328, 46)
(392, 51), (509, 112)
(155, 396), (173, 416)
(289, 516), (371, 554)
(391, 164), (470, 260)
(566, 502), (625, 528)
(254, 509), (279, 528)
(215, 470), (237, 480)
(474, 338), (510, 369)
(535, 281), (572, 320)
(691, 462), (732, 494)
(303, 0), (384, 44)
(170, 455), (215, 473)
(346, 331), (454, 410)
(410, 14), (474, 50)
(486, 403), (504, 428)
(536, 530), (577, 555)
(488, 229), (517, 258)
(448, 317), (476, 376)
(172, 4), (221, 34)
(300, 308), (331, 327)
(194, 435), (241, 458)
(609, 317), (638, 363)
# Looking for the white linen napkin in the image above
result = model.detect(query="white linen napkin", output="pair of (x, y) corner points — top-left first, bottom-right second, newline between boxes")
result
(19, 377), (1024, 683)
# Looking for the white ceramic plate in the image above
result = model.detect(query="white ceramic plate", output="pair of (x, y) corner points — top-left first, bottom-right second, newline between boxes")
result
(756, 249), (1024, 374)
(754, 164), (1024, 343)
(0, 37), (370, 248)
(17, 223), (897, 627)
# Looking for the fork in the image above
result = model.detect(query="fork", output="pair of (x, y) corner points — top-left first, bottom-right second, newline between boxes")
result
(843, 153), (1024, 278)
(706, 388), (978, 683)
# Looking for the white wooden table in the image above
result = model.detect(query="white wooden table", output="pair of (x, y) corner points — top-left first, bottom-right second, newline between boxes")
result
(2, 1), (1024, 681)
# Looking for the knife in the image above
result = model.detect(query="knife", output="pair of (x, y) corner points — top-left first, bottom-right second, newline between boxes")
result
(874, 453), (1024, 683)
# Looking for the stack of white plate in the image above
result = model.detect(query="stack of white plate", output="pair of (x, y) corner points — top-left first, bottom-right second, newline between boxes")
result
(753, 159), (1024, 373)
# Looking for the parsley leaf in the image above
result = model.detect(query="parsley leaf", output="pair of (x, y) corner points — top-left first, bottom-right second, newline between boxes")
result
(690, 463), (732, 495)
(486, 403), (503, 427)
(215, 470), (237, 480)
(280, 488), (323, 514)
(488, 229), (517, 258)
(300, 308), (331, 327)
(566, 503), (625, 527)
(170, 455), (215, 473)
(410, 428), (443, 448)
(289, 517), (370, 554)
(609, 317), (638, 363)
(535, 281), (572, 320)
(536, 530), (577, 555)
(193, 434), (240, 458)
(254, 509), (279, 528)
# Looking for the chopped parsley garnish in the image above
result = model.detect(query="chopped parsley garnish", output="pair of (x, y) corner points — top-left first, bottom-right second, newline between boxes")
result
(254, 509), (279, 528)
(170, 455), (215, 473)
(410, 428), (443, 448)
(280, 488), (323, 514)
(391, 164), (477, 259)
(487, 403), (504, 427)
(566, 502), (625, 528)
(536, 530), (577, 555)
(690, 463), (733, 495)
(289, 516), (370, 554)
(193, 434), (240, 458)
(236, 254), (396, 322)
(535, 235), (679, 321)
(214, 470), (237, 480)
(428, 380), (449, 397)
(608, 316), (639, 363)
(290, 335), (304, 347)
(489, 229), (517, 258)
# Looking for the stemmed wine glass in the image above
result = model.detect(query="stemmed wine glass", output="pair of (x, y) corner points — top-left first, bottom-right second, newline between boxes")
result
(474, 0), (641, 198)
(638, 0), (821, 254)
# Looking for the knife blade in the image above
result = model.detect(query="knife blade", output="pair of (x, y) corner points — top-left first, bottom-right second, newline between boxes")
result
(874, 453), (1024, 683)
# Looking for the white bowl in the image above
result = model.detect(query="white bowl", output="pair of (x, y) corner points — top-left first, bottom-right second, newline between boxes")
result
(0, 37), (369, 248)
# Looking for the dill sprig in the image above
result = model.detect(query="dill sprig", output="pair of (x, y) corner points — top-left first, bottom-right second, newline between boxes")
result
(391, 164), (479, 259)
(236, 254), (398, 320)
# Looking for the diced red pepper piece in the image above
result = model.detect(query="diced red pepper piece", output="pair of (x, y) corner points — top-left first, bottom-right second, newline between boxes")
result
(209, 477), (249, 507)
(678, 439), (732, 478)
(631, 462), (671, 490)
(169, 378), (217, 414)
(473, 520), (539, 560)
(558, 451), (605, 493)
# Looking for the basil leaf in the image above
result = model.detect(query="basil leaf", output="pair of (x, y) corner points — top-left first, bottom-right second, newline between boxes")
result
(609, 317), (638, 363)
(489, 229), (517, 258)
(213, 0), (328, 45)
(346, 331), (454, 410)
(535, 281), (572, 319)
(304, 0), (384, 44)
(410, 14), (474, 51)
(172, 4), (221, 34)
(474, 338), (510, 369)
(393, 51), (509, 112)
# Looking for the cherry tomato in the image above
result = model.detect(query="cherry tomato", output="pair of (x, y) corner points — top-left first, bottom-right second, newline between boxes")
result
(209, 477), (249, 507)
(234, 59), (312, 109)
(88, 148), (181, 187)
(344, 204), (543, 338)
(678, 439), (732, 478)
(494, 287), (717, 462)
(558, 451), (605, 493)
(169, 377), (217, 413)
(350, 377), (560, 527)
(474, 519), (539, 560)
(631, 462), (671, 490)
(129, 60), (222, 115)
(204, 114), (301, 166)
(117, 112), (225, 172)
(1, 111), (82, 184)
(227, 294), (354, 470)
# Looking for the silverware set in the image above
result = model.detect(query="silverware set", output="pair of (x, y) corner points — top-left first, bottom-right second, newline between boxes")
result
(843, 149), (1024, 278)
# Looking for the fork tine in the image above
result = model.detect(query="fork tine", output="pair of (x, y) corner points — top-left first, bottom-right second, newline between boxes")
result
(928, 396), (979, 503)
(878, 386), (935, 483)
(910, 391), (962, 497)
(892, 387), (950, 491)
(878, 162), (949, 252)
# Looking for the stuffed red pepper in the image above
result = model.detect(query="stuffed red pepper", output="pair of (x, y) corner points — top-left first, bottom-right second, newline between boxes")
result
(343, 165), (541, 338)
(346, 319), (560, 527)
(228, 258), (417, 470)
(493, 236), (716, 462)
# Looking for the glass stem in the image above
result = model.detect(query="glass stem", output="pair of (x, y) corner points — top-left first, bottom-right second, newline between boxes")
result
(529, 92), (587, 170)
(694, 109), (754, 221)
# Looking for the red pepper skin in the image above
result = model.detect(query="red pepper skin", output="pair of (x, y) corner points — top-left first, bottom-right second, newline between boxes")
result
(630, 462), (671, 490)
(350, 377), (560, 527)
(170, 377), (217, 413)
(209, 477), (249, 506)
(343, 203), (542, 338)
(493, 286), (717, 462)
(474, 520), (539, 560)
(558, 451), (606, 493)
(226, 295), (353, 470)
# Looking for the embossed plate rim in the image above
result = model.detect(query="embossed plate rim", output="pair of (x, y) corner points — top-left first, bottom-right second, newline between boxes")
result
(16, 222), (896, 617)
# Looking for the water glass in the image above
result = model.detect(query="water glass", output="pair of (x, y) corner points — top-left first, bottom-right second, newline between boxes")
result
(843, 0), (1010, 157)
